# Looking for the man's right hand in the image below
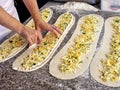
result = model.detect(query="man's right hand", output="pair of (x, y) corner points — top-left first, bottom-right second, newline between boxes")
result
(19, 26), (38, 46)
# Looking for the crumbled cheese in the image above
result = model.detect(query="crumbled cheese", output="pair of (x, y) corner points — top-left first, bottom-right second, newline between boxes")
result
(0, 35), (26, 60)
(100, 17), (120, 82)
(21, 13), (73, 70)
(59, 15), (99, 73)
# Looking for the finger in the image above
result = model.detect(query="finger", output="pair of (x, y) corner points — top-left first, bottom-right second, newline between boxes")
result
(51, 25), (63, 35)
(51, 29), (59, 37)
(48, 26), (59, 37)
(30, 35), (35, 44)
(37, 30), (43, 44)
(29, 30), (38, 44)
(34, 31), (38, 44)
(27, 37), (34, 46)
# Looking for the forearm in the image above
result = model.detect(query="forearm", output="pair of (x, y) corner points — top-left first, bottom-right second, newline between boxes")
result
(0, 7), (24, 34)
(23, 0), (43, 23)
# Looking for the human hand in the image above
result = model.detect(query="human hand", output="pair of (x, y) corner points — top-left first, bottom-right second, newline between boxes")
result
(19, 26), (37, 46)
(34, 20), (62, 44)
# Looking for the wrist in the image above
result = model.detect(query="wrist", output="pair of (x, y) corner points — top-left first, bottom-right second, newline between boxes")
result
(17, 24), (25, 35)
(33, 14), (44, 23)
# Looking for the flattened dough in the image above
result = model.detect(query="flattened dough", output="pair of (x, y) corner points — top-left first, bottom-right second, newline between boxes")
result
(12, 12), (75, 72)
(49, 14), (104, 80)
(90, 16), (120, 87)
(0, 34), (27, 62)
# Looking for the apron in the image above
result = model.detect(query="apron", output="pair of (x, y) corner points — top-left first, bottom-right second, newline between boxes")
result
(0, 0), (19, 41)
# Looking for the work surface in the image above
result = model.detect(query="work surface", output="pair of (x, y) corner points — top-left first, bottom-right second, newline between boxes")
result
(0, 1), (120, 90)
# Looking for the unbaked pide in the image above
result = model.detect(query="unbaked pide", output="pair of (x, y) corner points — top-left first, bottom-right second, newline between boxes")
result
(12, 12), (75, 72)
(49, 14), (104, 80)
(90, 16), (120, 87)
